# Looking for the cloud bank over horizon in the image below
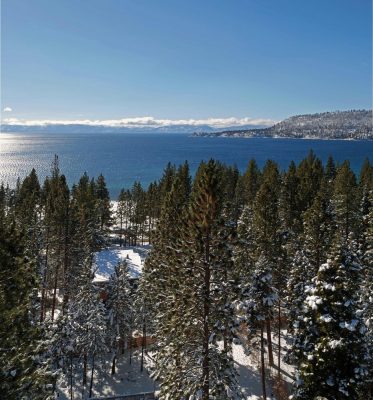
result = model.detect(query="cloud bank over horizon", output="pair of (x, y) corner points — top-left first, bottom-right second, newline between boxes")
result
(1, 116), (276, 130)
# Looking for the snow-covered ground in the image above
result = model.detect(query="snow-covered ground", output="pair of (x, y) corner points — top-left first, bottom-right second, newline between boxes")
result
(234, 329), (295, 399)
(56, 337), (294, 399)
(56, 350), (157, 399)
(93, 245), (150, 282)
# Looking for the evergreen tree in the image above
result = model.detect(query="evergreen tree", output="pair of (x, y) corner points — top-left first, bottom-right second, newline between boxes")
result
(302, 180), (334, 272)
(360, 191), (373, 397)
(296, 150), (324, 213)
(242, 253), (278, 399)
(292, 236), (366, 399)
(141, 170), (191, 396)
(151, 160), (240, 399)
(359, 158), (373, 190)
(95, 173), (112, 240)
(116, 189), (133, 246)
(158, 162), (177, 208)
(72, 256), (108, 398)
(235, 158), (261, 208)
(40, 157), (70, 321)
(253, 165), (281, 261)
(50, 311), (79, 400)
(325, 155), (337, 182)
(252, 161), (284, 369)
(145, 181), (160, 244)
(234, 205), (256, 285)
(131, 181), (146, 245)
(106, 260), (133, 374)
(280, 160), (301, 240)
(0, 222), (55, 399)
(332, 161), (359, 242)
(285, 249), (312, 364)
(14, 169), (42, 263)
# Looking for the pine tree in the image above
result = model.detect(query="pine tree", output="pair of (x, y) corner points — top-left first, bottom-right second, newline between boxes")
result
(292, 236), (366, 399)
(72, 256), (108, 398)
(285, 249), (312, 364)
(116, 189), (133, 247)
(14, 169), (42, 264)
(280, 160), (301, 241)
(252, 161), (284, 369)
(134, 280), (154, 373)
(325, 155), (337, 182)
(106, 260), (133, 374)
(242, 253), (278, 400)
(50, 311), (79, 400)
(150, 160), (240, 399)
(145, 181), (160, 244)
(296, 150), (324, 213)
(234, 205), (256, 285)
(131, 181), (146, 245)
(40, 157), (70, 321)
(332, 161), (359, 242)
(141, 171), (191, 396)
(95, 173), (112, 241)
(158, 162), (177, 209)
(359, 158), (373, 191)
(302, 180), (334, 272)
(360, 190), (373, 397)
(236, 158), (261, 207)
(0, 221), (55, 399)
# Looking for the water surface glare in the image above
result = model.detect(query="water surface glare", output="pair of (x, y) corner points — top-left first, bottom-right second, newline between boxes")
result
(0, 132), (372, 198)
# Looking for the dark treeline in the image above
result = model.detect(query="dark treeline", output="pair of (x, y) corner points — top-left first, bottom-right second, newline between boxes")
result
(0, 152), (372, 399)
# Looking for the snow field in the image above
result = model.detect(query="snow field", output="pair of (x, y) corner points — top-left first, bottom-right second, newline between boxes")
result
(93, 246), (149, 282)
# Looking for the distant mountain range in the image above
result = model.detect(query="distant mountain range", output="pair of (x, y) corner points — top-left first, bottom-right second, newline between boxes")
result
(193, 110), (373, 140)
(0, 122), (267, 134)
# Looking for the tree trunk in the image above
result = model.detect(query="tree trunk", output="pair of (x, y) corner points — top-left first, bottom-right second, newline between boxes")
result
(62, 211), (70, 314)
(278, 302), (281, 376)
(51, 237), (63, 321)
(261, 324), (267, 400)
(83, 353), (87, 386)
(129, 333), (133, 365)
(40, 243), (49, 322)
(140, 319), (146, 372)
(119, 214), (123, 247)
(202, 236), (211, 400)
(124, 212), (128, 246)
(266, 319), (274, 366)
(148, 216), (151, 244)
(89, 353), (95, 399)
(51, 263), (59, 321)
(70, 355), (74, 400)
(111, 354), (116, 375)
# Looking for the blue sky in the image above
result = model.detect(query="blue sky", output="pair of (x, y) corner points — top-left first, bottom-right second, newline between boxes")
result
(1, 0), (372, 125)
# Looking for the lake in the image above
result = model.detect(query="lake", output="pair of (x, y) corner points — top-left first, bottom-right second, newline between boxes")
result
(0, 132), (372, 198)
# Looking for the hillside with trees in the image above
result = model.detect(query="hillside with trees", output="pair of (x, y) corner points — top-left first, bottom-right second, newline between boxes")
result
(194, 110), (372, 139)
(0, 153), (372, 399)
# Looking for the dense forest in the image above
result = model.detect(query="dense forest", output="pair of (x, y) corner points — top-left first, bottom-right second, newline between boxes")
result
(0, 152), (372, 399)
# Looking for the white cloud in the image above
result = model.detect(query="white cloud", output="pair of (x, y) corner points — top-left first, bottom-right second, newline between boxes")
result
(3, 107), (12, 112)
(1, 116), (276, 128)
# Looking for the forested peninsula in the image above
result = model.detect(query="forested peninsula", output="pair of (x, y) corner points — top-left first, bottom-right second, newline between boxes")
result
(1, 153), (373, 399)
(194, 110), (373, 140)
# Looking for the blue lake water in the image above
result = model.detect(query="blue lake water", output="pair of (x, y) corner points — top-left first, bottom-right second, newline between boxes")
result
(0, 132), (372, 198)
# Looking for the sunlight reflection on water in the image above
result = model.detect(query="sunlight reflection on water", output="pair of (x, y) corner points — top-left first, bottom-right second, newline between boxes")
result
(1, 132), (372, 198)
